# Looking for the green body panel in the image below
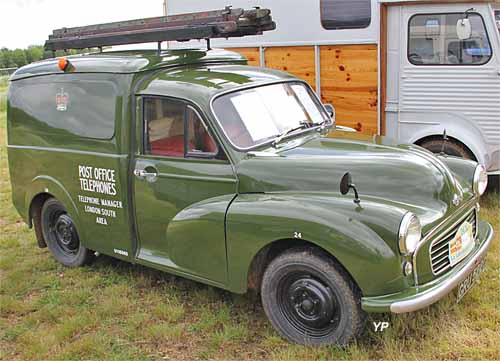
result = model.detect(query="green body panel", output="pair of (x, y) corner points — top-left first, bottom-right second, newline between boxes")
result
(10, 49), (247, 81)
(133, 156), (236, 283)
(7, 72), (135, 259)
(7, 50), (490, 312)
(225, 193), (410, 295)
(235, 133), (467, 230)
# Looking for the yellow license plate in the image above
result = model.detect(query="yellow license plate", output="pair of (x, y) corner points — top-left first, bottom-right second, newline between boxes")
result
(449, 221), (474, 267)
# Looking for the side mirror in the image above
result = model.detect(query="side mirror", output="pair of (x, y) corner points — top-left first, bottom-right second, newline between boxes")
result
(340, 172), (361, 204)
(340, 172), (352, 195)
(323, 103), (336, 120)
(457, 18), (472, 40)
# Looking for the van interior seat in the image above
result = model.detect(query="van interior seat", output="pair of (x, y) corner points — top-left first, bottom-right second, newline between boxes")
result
(149, 115), (189, 157)
(151, 135), (191, 157)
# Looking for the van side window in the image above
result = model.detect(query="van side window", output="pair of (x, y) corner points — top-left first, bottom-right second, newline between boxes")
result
(408, 13), (492, 65)
(144, 98), (186, 157)
(186, 106), (218, 156)
(8, 78), (117, 139)
(143, 98), (219, 159)
(320, 0), (371, 30)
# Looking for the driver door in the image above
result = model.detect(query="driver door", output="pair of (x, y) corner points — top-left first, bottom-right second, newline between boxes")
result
(133, 96), (237, 284)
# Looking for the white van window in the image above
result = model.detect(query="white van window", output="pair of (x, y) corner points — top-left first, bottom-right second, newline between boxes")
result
(320, 0), (371, 30)
(408, 13), (492, 65)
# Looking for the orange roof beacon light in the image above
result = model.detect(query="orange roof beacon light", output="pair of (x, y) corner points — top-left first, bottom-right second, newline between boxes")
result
(58, 57), (69, 71)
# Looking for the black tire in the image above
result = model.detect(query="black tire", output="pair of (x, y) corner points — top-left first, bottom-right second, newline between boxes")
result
(261, 248), (366, 346)
(41, 198), (94, 267)
(419, 138), (475, 160)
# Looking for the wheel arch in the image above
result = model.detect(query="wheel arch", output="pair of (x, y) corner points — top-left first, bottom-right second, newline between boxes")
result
(246, 238), (360, 296)
(415, 134), (476, 160)
(226, 194), (407, 297)
(25, 176), (84, 247)
(28, 192), (53, 248)
(404, 120), (489, 167)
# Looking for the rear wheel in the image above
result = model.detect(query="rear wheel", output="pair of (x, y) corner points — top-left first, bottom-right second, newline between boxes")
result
(419, 138), (475, 160)
(41, 198), (94, 267)
(261, 248), (366, 346)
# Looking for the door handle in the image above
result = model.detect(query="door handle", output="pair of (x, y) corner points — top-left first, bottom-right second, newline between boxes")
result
(134, 167), (159, 182)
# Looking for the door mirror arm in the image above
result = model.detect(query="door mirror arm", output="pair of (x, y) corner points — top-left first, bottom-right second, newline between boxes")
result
(456, 8), (474, 40)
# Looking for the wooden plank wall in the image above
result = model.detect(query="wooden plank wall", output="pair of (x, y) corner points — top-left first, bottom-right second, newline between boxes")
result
(228, 44), (378, 135)
(320, 45), (378, 135)
(232, 47), (260, 66)
(264, 46), (317, 91)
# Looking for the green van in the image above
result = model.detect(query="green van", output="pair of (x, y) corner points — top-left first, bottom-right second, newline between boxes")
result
(7, 48), (494, 346)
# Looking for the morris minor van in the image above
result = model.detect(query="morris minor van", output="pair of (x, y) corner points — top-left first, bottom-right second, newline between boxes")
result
(7, 9), (494, 346)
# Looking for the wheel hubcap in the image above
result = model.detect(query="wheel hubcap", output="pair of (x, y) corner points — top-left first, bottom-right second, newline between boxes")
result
(289, 278), (335, 329)
(278, 273), (341, 338)
(53, 214), (79, 254)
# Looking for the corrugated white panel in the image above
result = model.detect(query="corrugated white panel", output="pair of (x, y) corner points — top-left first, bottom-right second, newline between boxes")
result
(400, 66), (500, 144)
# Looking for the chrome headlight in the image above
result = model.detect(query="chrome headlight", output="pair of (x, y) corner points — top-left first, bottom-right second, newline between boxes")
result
(473, 165), (488, 196)
(398, 213), (422, 255)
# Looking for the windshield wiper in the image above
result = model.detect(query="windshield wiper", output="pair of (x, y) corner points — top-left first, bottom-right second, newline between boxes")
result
(272, 121), (310, 148)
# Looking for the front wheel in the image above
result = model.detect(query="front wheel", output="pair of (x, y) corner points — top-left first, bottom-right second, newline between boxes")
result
(261, 248), (366, 346)
(41, 198), (94, 267)
(419, 138), (475, 160)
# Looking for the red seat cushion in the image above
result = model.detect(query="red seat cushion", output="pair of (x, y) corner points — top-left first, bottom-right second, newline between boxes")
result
(151, 135), (185, 157)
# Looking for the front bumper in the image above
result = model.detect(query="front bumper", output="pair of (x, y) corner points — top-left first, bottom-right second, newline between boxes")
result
(362, 220), (494, 313)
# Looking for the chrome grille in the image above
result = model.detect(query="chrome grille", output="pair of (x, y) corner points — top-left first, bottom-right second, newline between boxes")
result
(430, 208), (477, 276)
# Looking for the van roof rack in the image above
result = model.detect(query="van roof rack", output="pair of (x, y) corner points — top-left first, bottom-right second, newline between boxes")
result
(45, 6), (275, 52)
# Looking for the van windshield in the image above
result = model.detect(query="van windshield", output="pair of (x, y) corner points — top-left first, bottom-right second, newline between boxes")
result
(212, 82), (330, 150)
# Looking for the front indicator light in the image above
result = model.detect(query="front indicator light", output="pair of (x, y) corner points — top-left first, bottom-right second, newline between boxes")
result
(403, 262), (413, 276)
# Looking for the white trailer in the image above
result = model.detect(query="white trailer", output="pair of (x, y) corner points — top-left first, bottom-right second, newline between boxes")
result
(167, 0), (500, 174)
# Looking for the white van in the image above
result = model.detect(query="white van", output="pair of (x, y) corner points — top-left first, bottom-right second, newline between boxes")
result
(167, 0), (500, 174)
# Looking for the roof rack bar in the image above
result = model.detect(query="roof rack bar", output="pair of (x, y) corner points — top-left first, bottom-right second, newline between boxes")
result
(45, 7), (275, 51)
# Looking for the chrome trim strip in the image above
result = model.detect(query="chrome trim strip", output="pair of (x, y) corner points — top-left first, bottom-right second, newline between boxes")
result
(259, 46), (265, 67)
(314, 45), (321, 99)
(391, 223), (494, 314)
(412, 196), (478, 285)
(432, 248), (449, 260)
(7, 145), (128, 159)
(429, 207), (477, 276)
(157, 172), (237, 184)
(433, 263), (450, 274)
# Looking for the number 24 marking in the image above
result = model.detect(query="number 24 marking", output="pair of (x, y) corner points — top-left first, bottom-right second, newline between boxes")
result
(294, 232), (302, 239)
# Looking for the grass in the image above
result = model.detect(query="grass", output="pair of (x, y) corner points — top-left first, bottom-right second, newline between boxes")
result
(0, 76), (7, 114)
(0, 81), (499, 361)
